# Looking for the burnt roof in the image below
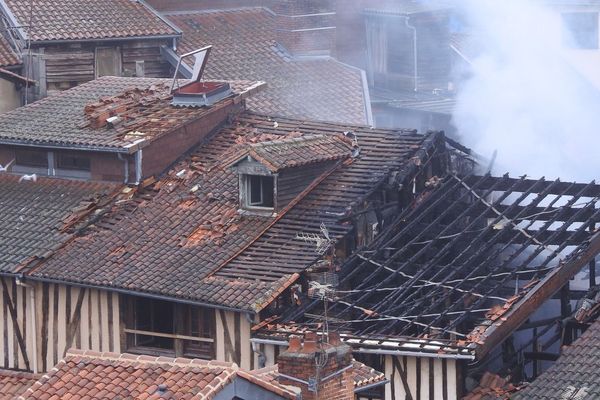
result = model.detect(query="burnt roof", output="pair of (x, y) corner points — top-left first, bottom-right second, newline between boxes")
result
(0, 77), (264, 152)
(166, 8), (371, 125)
(3, 0), (180, 42)
(27, 113), (429, 312)
(0, 174), (119, 274)
(279, 174), (600, 358)
(513, 318), (600, 399)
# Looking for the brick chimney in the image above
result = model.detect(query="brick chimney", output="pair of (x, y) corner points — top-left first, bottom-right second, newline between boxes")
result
(277, 332), (354, 400)
(272, 0), (336, 57)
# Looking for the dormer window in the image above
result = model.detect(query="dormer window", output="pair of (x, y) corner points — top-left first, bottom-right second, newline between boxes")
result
(245, 175), (274, 208)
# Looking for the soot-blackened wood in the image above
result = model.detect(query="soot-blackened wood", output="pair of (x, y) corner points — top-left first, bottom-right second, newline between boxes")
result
(0, 279), (30, 371)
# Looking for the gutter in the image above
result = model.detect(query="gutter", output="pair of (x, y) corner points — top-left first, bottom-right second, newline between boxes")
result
(25, 34), (181, 46)
(7, 273), (254, 315)
(354, 379), (390, 393)
(405, 16), (418, 92)
(0, 139), (143, 154)
(249, 338), (475, 361)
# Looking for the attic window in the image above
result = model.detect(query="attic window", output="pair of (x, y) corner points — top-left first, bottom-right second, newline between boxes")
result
(245, 175), (274, 208)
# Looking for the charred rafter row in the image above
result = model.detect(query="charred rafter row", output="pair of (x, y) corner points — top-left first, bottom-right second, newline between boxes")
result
(288, 174), (600, 342)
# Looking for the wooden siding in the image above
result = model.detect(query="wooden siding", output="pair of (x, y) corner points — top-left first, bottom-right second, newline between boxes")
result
(215, 309), (254, 370)
(0, 277), (120, 372)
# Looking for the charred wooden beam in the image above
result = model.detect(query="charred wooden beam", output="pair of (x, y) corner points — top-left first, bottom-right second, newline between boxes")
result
(464, 176), (600, 197)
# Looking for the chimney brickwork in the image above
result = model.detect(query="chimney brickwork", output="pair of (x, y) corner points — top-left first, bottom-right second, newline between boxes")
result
(273, 0), (337, 56)
(277, 332), (354, 400)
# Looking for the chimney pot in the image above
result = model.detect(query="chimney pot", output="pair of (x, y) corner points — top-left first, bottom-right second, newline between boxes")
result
(288, 335), (302, 352)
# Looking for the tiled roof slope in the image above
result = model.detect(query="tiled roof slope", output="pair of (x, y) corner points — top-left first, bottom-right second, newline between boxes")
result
(240, 134), (354, 172)
(0, 35), (19, 67)
(513, 319), (600, 399)
(247, 359), (386, 393)
(0, 370), (38, 399)
(0, 77), (263, 151)
(4, 0), (179, 42)
(167, 8), (370, 125)
(31, 113), (427, 312)
(0, 174), (119, 274)
(20, 349), (297, 399)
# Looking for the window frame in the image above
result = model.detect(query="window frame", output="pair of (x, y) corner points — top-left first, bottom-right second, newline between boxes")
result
(243, 174), (275, 210)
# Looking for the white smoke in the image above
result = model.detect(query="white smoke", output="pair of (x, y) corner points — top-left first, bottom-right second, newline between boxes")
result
(452, 0), (600, 181)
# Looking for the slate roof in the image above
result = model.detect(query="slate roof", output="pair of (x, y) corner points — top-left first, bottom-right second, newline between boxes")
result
(236, 134), (355, 173)
(166, 8), (370, 125)
(19, 349), (294, 399)
(29, 113), (428, 312)
(513, 319), (600, 399)
(0, 174), (119, 274)
(0, 35), (19, 68)
(0, 370), (38, 400)
(0, 76), (264, 151)
(3, 0), (180, 42)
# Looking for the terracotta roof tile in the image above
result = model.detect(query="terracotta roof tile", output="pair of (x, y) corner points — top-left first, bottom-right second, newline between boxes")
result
(4, 0), (179, 42)
(0, 35), (19, 68)
(167, 8), (370, 124)
(0, 174), (120, 274)
(30, 113), (426, 312)
(0, 370), (39, 399)
(0, 77), (264, 150)
(19, 350), (238, 399)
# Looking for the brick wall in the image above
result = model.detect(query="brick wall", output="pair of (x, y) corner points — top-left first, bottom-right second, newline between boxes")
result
(277, 332), (354, 400)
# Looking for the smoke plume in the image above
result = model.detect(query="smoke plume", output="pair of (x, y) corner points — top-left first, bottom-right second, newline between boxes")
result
(452, 0), (600, 181)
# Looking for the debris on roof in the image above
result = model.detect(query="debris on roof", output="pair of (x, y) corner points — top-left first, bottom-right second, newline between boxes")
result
(0, 77), (264, 150)
(167, 8), (370, 124)
(463, 372), (521, 400)
(28, 113), (431, 312)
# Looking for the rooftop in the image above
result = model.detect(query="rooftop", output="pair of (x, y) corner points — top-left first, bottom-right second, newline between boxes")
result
(166, 8), (371, 125)
(0, 35), (19, 68)
(2, 0), (180, 42)
(0, 77), (264, 152)
(0, 174), (119, 274)
(0, 370), (38, 400)
(19, 349), (295, 399)
(271, 174), (600, 358)
(26, 113), (429, 312)
(513, 318), (600, 399)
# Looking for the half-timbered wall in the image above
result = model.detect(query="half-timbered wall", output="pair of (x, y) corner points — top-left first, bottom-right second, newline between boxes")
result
(215, 309), (254, 370)
(0, 277), (120, 373)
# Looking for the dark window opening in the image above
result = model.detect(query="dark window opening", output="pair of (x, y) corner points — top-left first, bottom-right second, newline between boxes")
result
(15, 149), (48, 168)
(246, 175), (274, 208)
(125, 296), (215, 359)
(56, 153), (91, 171)
(563, 12), (599, 49)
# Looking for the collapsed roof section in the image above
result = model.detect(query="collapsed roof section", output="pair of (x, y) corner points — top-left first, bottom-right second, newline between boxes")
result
(277, 174), (600, 359)
(26, 113), (434, 312)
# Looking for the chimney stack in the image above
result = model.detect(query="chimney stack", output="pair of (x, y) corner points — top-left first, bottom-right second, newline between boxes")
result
(277, 332), (354, 400)
(272, 0), (336, 57)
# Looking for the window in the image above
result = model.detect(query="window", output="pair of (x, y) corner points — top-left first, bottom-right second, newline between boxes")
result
(56, 152), (91, 171)
(15, 149), (48, 168)
(124, 296), (215, 359)
(562, 12), (599, 49)
(95, 47), (122, 78)
(245, 175), (274, 208)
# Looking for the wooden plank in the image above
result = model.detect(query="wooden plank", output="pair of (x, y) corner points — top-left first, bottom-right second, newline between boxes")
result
(447, 359), (458, 400)
(41, 283), (49, 371)
(57, 285), (67, 360)
(17, 285), (25, 369)
(407, 356), (417, 399)
(420, 356), (429, 400)
(240, 315), (251, 370)
(392, 356), (412, 400)
(100, 291), (110, 352)
(64, 288), (86, 355)
(234, 312), (241, 366)
(433, 359), (443, 400)
(0, 278), (29, 370)
(91, 289), (100, 350)
(384, 355), (393, 400)
(107, 292), (114, 352)
(215, 311), (225, 361)
(80, 288), (90, 350)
